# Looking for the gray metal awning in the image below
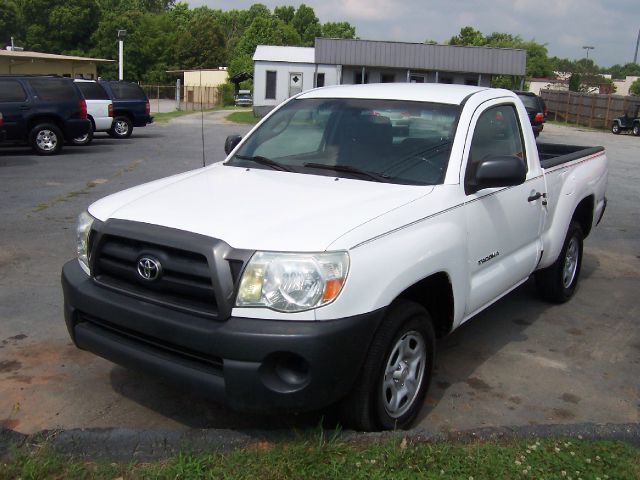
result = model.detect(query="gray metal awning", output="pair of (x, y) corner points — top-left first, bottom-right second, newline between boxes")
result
(315, 38), (526, 76)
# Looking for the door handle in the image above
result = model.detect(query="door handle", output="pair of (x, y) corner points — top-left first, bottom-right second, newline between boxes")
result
(528, 192), (547, 205)
(528, 192), (542, 202)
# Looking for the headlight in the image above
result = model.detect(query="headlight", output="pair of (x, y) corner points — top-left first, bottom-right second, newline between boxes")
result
(76, 211), (94, 275)
(236, 251), (349, 313)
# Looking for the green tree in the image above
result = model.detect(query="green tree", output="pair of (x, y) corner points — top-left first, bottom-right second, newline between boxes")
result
(630, 79), (640, 96)
(321, 21), (356, 39)
(0, 0), (20, 45)
(175, 11), (226, 69)
(274, 5), (295, 24)
(292, 4), (320, 46)
(235, 16), (300, 57)
(606, 63), (640, 79)
(448, 26), (485, 46)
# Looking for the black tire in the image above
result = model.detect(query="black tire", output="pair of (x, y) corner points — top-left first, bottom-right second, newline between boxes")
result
(29, 123), (63, 155)
(108, 116), (133, 138)
(633, 124), (640, 137)
(340, 299), (435, 431)
(70, 128), (93, 146)
(535, 221), (584, 303)
(611, 123), (620, 134)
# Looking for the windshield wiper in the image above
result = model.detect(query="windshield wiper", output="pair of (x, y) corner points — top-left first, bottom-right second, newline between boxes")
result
(303, 163), (388, 182)
(233, 155), (295, 172)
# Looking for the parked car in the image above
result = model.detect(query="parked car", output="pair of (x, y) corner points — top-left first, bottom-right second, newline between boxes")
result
(515, 91), (546, 137)
(97, 80), (153, 138)
(0, 75), (90, 155)
(234, 90), (253, 107)
(0, 112), (5, 142)
(611, 105), (639, 135)
(73, 80), (114, 145)
(62, 84), (608, 431)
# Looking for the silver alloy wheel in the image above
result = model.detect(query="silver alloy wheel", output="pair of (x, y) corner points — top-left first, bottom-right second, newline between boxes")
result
(74, 133), (89, 143)
(36, 129), (58, 152)
(381, 330), (426, 418)
(633, 125), (640, 136)
(612, 124), (619, 134)
(562, 236), (579, 289)
(114, 120), (129, 135)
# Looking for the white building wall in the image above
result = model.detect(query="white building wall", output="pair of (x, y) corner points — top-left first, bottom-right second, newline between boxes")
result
(253, 61), (339, 116)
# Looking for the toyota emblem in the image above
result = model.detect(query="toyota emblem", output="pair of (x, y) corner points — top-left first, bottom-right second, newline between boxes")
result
(137, 256), (162, 281)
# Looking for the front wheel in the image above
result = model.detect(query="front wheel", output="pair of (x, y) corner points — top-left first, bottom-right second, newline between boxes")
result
(29, 123), (63, 155)
(633, 124), (640, 136)
(340, 300), (435, 431)
(108, 116), (133, 138)
(611, 123), (620, 134)
(535, 221), (584, 303)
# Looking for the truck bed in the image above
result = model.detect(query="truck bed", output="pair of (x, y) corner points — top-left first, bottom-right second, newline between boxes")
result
(538, 143), (604, 169)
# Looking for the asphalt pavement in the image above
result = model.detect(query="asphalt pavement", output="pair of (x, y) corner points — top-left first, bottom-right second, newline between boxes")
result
(0, 115), (638, 435)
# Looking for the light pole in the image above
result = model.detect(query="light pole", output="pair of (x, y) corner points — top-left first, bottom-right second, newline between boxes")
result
(117, 29), (127, 80)
(634, 28), (639, 64)
(582, 45), (595, 59)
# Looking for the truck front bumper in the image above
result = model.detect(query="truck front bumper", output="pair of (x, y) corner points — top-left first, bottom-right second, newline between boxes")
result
(62, 260), (383, 413)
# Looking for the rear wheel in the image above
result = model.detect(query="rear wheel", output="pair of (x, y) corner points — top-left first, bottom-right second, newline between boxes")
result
(29, 123), (63, 155)
(633, 124), (640, 136)
(611, 123), (620, 134)
(340, 300), (435, 431)
(71, 129), (93, 146)
(108, 116), (133, 138)
(535, 221), (584, 303)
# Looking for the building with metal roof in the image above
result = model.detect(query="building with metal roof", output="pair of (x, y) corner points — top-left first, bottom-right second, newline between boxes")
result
(0, 49), (114, 78)
(252, 38), (527, 116)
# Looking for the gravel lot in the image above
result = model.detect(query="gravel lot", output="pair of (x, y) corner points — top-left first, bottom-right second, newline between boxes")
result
(0, 116), (638, 434)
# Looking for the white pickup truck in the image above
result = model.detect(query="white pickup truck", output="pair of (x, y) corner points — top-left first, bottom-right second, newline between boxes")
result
(62, 84), (607, 431)
(72, 79), (113, 145)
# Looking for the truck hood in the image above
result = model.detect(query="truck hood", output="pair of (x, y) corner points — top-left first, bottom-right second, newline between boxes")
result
(89, 163), (432, 251)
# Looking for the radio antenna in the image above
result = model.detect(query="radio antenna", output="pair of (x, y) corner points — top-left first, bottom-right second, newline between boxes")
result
(200, 69), (205, 168)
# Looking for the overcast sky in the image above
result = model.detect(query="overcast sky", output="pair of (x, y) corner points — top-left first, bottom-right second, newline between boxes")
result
(189, 0), (639, 68)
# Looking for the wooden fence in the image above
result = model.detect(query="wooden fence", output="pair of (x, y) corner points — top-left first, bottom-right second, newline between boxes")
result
(540, 90), (640, 129)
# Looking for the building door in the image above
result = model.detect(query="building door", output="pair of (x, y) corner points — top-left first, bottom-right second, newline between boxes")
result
(289, 73), (303, 97)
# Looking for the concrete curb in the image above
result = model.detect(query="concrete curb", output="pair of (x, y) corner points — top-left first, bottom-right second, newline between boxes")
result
(1, 423), (638, 462)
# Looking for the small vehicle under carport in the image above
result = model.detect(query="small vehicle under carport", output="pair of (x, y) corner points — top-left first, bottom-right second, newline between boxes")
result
(611, 105), (639, 135)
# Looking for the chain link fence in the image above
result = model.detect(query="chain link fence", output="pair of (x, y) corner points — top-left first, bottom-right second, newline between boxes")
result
(540, 89), (640, 129)
(140, 84), (222, 113)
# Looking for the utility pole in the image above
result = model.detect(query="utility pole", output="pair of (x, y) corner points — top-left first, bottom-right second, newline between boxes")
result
(634, 28), (640, 64)
(117, 30), (127, 80)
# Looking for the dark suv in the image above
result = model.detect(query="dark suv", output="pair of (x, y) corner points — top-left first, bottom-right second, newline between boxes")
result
(515, 91), (546, 137)
(0, 76), (91, 155)
(98, 81), (153, 138)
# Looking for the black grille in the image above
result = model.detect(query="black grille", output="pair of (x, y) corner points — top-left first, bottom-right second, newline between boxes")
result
(93, 234), (218, 316)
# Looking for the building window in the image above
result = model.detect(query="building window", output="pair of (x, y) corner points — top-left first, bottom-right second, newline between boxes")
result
(465, 78), (478, 86)
(439, 77), (453, 84)
(316, 72), (325, 88)
(266, 71), (277, 99)
(381, 73), (395, 83)
(354, 71), (369, 84)
(410, 75), (425, 83)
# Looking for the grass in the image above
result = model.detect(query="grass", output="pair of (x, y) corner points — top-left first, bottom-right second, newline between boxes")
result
(226, 110), (260, 125)
(2, 436), (639, 479)
(152, 106), (249, 123)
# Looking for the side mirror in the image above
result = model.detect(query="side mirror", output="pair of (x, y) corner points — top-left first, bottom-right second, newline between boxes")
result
(224, 135), (242, 155)
(466, 155), (526, 194)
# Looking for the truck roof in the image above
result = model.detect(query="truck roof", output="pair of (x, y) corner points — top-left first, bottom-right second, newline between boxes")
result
(298, 83), (491, 105)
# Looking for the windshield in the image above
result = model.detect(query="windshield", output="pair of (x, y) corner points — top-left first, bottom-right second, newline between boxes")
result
(229, 98), (461, 185)
(517, 94), (539, 111)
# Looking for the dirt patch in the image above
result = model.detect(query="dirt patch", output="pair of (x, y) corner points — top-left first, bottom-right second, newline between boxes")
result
(561, 393), (581, 404)
(466, 377), (491, 392)
(0, 360), (21, 373)
(552, 408), (576, 420)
